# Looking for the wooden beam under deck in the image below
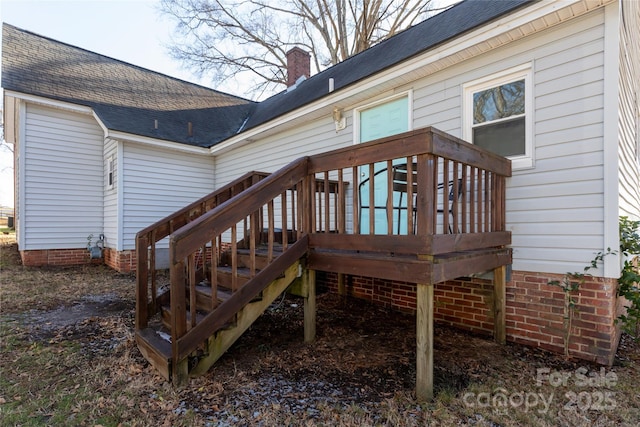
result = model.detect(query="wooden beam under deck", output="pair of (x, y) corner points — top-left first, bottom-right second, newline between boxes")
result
(308, 247), (511, 285)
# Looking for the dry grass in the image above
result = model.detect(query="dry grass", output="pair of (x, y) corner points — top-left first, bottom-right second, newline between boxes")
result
(1, 241), (639, 426)
(0, 239), (134, 313)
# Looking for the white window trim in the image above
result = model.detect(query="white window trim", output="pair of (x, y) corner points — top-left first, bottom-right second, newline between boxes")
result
(353, 90), (413, 144)
(463, 63), (533, 170)
(107, 155), (115, 190)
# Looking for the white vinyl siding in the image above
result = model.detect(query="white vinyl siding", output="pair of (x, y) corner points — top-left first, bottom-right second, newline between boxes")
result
(23, 105), (104, 249)
(216, 8), (609, 275)
(121, 143), (215, 249)
(215, 115), (353, 235)
(618, 0), (640, 220)
(11, 98), (24, 246)
(413, 10), (607, 274)
(215, 117), (350, 185)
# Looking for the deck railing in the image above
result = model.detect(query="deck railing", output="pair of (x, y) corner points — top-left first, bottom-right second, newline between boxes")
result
(306, 127), (511, 255)
(136, 126), (511, 380)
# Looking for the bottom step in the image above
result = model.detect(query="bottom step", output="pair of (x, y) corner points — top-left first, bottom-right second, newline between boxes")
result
(136, 328), (172, 381)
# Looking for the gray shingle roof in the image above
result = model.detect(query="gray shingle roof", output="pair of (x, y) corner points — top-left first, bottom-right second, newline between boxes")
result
(2, 0), (531, 148)
(1, 23), (256, 147)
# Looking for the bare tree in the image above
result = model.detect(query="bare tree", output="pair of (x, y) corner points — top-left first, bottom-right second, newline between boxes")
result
(1, 128), (14, 175)
(160, 0), (442, 99)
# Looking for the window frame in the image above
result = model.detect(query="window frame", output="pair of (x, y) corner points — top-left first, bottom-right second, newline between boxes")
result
(107, 155), (115, 190)
(463, 64), (533, 170)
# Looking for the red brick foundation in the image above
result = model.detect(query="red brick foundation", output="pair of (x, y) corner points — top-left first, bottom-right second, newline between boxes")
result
(507, 271), (620, 366)
(20, 248), (102, 267)
(19, 247), (136, 272)
(317, 270), (622, 366)
(104, 248), (137, 273)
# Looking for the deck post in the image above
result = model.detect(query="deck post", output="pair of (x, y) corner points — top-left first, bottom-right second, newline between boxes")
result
(416, 282), (434, 401)
(337, 272), (346, 296)
(172, 358), (189, 387)
(136, 235), (149, 330)
(304, 268), (316, 343)
(170, 258), (188, 386)
(493, 265), (507, 345)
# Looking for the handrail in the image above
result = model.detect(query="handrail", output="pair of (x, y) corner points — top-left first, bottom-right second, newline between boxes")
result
(306, 126), (511, 241)
(308, 127), (510, 175)
(170, 157), (310, 261)
(176, 236), (309, 361)
(168, 157), (313, 379)
(135, 170), (270, 329)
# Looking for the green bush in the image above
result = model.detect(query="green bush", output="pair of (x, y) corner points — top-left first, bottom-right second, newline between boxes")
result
(616, 216), (640, 339)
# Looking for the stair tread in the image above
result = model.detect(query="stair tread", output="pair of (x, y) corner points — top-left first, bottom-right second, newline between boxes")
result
(137, 328), (172, 359)
(216, 265), (254, 275)
(195, 284), (233, 302)
(237, 244), (282, 257)
(161, 304), (207, 323)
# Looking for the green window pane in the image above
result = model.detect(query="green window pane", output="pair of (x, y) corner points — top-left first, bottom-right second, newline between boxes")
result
(473, 116), (525, 157)
(473, 80), (525, 124)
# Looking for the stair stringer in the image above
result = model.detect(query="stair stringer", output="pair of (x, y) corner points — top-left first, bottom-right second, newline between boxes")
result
(189, 259), (303, 377)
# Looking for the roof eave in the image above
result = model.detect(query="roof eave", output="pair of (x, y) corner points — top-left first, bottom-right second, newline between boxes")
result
(106, 130), (211, 155)
(5, 90), (212, 155)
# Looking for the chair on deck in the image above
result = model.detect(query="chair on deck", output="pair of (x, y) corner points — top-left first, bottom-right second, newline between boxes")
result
(359, 163), (462, 234)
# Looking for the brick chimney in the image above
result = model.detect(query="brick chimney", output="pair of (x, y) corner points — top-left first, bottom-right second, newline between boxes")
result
(286, 47), (310, 87)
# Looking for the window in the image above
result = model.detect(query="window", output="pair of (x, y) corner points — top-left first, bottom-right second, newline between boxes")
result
(107, 155), (115, 190)
(464, 64), (533, 169)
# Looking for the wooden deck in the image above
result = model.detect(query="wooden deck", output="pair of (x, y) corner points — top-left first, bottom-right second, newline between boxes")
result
(134, 127), (512, 401)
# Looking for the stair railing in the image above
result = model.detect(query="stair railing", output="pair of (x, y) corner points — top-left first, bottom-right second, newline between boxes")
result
(135, 171), (270, 330)
(168, 157), (316, 380)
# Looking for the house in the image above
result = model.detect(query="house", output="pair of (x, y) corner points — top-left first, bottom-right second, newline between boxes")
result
(3, 0), (639, 399)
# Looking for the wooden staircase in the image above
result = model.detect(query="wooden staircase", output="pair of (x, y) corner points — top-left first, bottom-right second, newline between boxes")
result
(135, 241), (309, 382)
(134, 127), (513, 399)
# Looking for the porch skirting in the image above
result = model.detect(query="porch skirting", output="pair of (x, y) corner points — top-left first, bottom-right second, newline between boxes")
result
(317, 270), (623, 366)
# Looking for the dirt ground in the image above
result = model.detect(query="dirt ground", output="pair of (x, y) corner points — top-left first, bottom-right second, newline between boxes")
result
(1, 241), (640, 426)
